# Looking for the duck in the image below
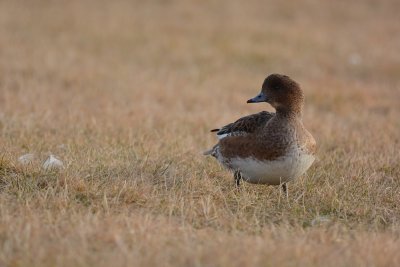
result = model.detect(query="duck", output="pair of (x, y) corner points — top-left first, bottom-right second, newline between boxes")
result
(204, 74), (316, 191)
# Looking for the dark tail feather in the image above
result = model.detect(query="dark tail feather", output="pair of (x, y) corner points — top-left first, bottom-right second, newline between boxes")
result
(210, 128), (220, 132)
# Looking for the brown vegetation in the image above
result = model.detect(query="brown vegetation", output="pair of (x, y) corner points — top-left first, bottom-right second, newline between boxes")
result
(1, 0), (400, 266)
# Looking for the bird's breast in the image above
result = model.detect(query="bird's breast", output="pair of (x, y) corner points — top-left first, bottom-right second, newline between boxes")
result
(230, 147), (315, 185)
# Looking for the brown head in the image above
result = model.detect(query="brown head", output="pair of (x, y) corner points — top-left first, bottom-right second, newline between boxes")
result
(247, 74), (304, 116)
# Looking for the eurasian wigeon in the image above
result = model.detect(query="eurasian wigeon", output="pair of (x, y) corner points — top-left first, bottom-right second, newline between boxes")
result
(204, 74), (316, 191)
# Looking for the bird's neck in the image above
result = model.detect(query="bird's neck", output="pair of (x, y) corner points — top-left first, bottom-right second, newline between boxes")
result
(276, 106), (303, 120)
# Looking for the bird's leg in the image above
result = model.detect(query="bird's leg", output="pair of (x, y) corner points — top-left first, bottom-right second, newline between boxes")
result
(234, 171), (242, 187)
(281, 183), (288, 198)
(282, 183), (287, 193)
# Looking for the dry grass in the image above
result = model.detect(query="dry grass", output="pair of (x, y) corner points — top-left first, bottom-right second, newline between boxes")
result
(1, 0), (400, 266)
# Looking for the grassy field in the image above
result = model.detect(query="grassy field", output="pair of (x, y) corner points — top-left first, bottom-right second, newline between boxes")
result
(1, 0), (400, 266)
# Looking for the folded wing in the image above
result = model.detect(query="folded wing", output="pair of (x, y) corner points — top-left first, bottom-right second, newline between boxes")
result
(212, 111), (274, 139)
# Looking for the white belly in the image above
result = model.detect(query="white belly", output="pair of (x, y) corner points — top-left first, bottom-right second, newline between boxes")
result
(230, 152), (315, 185)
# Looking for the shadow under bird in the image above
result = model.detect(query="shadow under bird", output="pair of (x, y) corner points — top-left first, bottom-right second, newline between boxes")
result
(204, 74), (316, 192)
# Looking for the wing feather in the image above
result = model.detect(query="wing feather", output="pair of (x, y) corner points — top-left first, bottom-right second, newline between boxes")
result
(213, 111), (274, 138)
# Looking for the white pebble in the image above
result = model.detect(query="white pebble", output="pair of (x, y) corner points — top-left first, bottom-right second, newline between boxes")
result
(43, 154), (64, 170)
(18, 153), (35, 165)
